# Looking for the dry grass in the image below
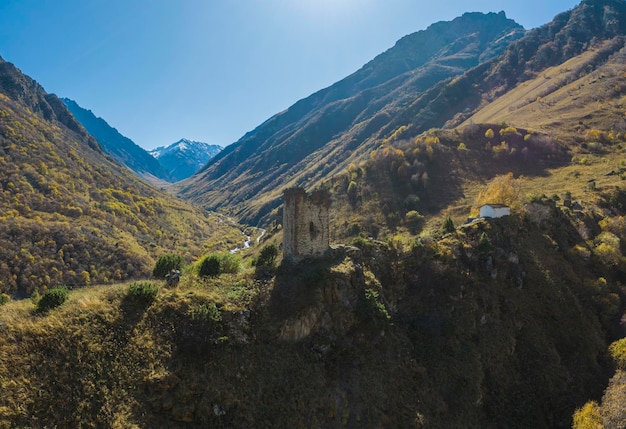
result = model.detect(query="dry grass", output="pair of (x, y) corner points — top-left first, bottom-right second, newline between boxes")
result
(0, 272), (265, 428)
(464, 40), (626, 138)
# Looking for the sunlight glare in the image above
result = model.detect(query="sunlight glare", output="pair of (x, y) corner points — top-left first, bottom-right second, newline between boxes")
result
(290, 0), (370, 24)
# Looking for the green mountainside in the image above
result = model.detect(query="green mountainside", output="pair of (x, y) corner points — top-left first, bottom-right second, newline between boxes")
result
(176, 11), (525, 224)
(61, 98), (173, 183)
(0, 58), (244, 298)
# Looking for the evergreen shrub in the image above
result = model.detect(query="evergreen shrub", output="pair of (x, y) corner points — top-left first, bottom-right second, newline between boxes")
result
(152, 254), (183, 279)
(478, 232), (492, 252)
(442, 216), (455, 233)
(127, 282), (158, 303)
(37, 286), (69, 313)
(257, 244), (278, 268)
(0, 293), (10, 306)
(199, 252), (240, 277)
(189, 303), (222, 324)
(358, 288), (390, 330)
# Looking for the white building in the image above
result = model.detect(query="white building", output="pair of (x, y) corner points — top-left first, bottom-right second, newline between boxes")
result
(480, 204), (510, 219)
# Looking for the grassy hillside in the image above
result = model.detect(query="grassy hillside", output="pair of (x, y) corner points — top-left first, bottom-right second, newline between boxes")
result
(0, 61), (245, 298)
(323, 119), (625, 244)
(1, 199), (623, 427)
(463, 37), (626, 138)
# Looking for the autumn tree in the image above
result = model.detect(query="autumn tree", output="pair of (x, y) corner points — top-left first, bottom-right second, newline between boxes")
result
(474, 173), (523, 210)
(405, 210), (424, 234)
(347, 180), (358, 206)
(572, 401), (602, 429)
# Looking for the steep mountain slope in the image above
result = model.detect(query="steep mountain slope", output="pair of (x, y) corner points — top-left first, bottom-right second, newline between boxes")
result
(178, 0), (626, 228)
(322, 37), (626, 244)
(461, 36), (626, 135)
(62, 98), (173, 182)
(150, 138), (222, 182)
(402, 0), (626, 134)
(0, 58), (243, 298)
(177, 11), (525, 223)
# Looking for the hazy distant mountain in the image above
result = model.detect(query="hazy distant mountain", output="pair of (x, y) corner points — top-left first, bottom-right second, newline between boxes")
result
(61, 98), (172, 182)
(149, 139), (222, 182)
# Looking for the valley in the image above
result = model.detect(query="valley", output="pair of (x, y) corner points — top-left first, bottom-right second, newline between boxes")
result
(1, 0), (626, 427)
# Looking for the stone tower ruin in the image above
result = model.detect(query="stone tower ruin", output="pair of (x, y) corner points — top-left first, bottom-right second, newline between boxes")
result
(283, 187), (330, 262)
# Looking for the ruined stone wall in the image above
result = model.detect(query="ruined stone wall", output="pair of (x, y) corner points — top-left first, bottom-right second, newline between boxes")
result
(283, 187), (330, 261)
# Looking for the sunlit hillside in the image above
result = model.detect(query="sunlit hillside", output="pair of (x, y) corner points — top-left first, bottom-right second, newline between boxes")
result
(178, 0), (626, 231)
(176, 11), (525, 224)
(0, 59), (246, 298)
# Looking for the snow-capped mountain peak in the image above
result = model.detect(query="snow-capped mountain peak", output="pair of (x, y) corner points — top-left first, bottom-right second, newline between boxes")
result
(148, 139), (223, 182)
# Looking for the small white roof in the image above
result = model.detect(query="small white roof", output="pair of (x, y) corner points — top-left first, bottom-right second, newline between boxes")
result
(481, 203), (509, 208)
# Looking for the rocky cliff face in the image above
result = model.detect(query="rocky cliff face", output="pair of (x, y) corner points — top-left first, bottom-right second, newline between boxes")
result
(266, 202), (615, 428)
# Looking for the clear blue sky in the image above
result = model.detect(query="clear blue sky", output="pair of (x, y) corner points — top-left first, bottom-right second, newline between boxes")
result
(0, 0), (580, 150)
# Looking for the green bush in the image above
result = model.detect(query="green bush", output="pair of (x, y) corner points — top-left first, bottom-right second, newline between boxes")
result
(442, 216), (455, 233)
(199, 254), (221, 277)
(405, 210), (424, 233)
(199, 252), (241, 277)
(478, 232), (492, 252)
(37, 286), (69, 313)
(351, 236), (376, 251)
(257, 244), (278, 268)
(0, 293), (10, 306)
(219, 253), (241, 274)
(152, 253), (183, 279)
(30, 289), (40, 305)
(189, 303), (222, 324)
(358, 288), (391, 330)
(127, 282), (158, 303)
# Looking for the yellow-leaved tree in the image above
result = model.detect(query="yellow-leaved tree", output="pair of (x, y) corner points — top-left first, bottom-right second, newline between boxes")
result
(472, 173), (523, 216)
(572, 401), (603, 429)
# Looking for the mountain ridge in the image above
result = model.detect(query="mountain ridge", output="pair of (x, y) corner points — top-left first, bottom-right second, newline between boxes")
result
(61, 98), (173, 182)
(0, 58), (244, 298)
(177, 11), (526, 224)
(0, 58), (101, 152)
